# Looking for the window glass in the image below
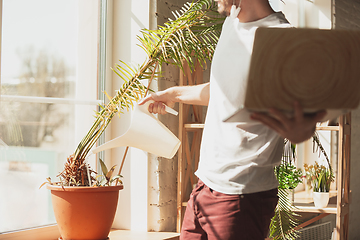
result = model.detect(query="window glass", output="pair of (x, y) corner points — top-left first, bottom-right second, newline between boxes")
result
(0, 0), (99, 232)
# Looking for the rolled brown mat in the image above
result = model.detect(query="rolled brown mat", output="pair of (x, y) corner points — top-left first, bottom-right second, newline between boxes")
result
(245, 27), (360, 114)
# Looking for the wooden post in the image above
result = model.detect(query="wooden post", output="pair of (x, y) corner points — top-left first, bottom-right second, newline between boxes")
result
(336, 113), (351, 240)
(176, 61), (204, 232)
(177, 63), (186, 233)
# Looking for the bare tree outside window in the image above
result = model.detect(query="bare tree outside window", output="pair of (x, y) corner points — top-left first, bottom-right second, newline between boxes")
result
(0, 46), (74, 147)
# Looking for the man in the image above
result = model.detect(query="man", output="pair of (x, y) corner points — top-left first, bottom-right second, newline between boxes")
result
(139, 0), (326, 239)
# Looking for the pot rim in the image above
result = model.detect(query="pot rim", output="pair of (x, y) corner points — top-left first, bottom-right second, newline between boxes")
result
(46, 184), (123, 192)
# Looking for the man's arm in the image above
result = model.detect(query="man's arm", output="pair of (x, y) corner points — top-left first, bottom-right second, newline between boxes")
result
(138, 82), (210, 114)
(250, 101), (327, 144)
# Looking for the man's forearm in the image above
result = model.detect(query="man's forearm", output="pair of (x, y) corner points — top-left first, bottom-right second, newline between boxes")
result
(139, 82), (209, 114)
(171, 82), (210, 106)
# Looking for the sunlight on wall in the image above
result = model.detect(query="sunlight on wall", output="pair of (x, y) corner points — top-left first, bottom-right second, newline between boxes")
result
(304, 0), (332, 29)
(270, 0), (332, 29)
(109, 0), (151, 231)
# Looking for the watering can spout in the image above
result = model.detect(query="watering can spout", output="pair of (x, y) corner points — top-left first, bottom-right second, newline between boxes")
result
(92, 101), (181, 159)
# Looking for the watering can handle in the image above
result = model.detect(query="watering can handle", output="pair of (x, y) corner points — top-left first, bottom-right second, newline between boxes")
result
(165, 105), (178, 116)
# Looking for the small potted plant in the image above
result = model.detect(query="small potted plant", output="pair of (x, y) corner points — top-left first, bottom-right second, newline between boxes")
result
(275, 140), (303, 200)
(304, 161), (334, 208)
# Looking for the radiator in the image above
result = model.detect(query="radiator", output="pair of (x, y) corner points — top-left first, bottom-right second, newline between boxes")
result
(297, 221), (333, 240)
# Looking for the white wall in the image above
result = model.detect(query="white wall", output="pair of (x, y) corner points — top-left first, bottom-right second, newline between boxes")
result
(104, 0), (178, 232)
(105, 0), (151, 231)
(270, 0), (332, 29)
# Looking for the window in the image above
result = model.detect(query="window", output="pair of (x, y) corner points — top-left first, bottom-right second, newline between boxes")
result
(296, 129), (338, 193)
(0, 0), (100, 233)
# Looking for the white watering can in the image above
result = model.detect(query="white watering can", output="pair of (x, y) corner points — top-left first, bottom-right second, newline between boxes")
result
(92, 101), (181, 159)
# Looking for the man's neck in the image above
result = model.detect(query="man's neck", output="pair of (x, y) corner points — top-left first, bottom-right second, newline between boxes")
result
(237, 0), (275, 23)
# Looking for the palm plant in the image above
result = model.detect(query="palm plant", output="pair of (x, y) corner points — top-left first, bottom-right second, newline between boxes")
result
(269, 188), (301, 240)
(51, 0), (224, 187)
(270, 134), (332, 239)
(270, 139), (302, 240)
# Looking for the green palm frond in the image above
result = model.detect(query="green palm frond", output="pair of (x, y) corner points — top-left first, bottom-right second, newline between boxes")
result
(138, 0), (223, 71)
(270, 140), (302, 239)
(61, 0), (224, 186)
(269, 189), (301, 240)
(73, 72), (147, 161)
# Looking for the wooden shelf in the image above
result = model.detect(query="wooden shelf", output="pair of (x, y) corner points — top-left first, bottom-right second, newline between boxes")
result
(294, 203), (337, 214)
(182, 121), (341, 131)
(184, 122), (340, 131)
(184, 190), (339, 213)
(316, 126), (339, 131)
(184, 123), (204, 129)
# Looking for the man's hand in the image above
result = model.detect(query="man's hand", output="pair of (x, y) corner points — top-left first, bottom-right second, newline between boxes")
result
(138, 83), (210, 114)
(138, 89), (176, 115)
(250, 102), (327, 144)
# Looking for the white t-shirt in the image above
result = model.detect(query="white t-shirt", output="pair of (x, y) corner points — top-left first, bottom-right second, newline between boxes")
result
(195, 11), (291, 195)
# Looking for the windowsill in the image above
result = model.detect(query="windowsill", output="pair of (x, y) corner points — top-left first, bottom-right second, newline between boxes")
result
(294, 190), (337, 204)
(0, 225), (60, 240)
(293, 190), (338, 214)
(109, 230), (180, 240)
(0, 226), (180, 240)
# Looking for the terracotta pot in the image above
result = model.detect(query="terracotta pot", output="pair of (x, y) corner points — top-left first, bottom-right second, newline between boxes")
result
(47, 184), (123, 240)
(313, 191), (330, 208)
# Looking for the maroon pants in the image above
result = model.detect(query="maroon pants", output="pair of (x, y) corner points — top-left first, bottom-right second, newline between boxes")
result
(180, 180), (278, 240)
